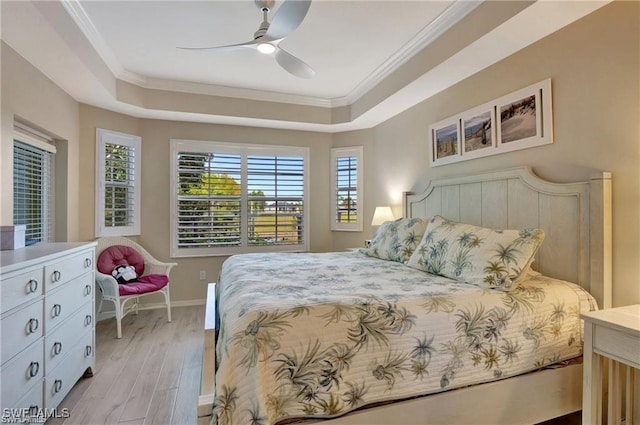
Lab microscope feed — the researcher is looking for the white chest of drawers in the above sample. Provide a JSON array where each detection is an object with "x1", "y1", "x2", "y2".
[{"x1": 0, "y1": 242, "x2": 97, "y2": 414}]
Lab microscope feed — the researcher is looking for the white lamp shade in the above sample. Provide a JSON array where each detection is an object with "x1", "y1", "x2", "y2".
[{"x1": 371, "y1": 206, "x2": 395, "y2": 226}]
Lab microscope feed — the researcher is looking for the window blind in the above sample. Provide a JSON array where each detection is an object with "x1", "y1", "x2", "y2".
[
  {"x1": 103, "y1": 143, "x2": 136, "y2": 228},
  {"x1": 335, "y1": 155, "x2": 358, "y2": 224},
  {"x1": 176, "y1": 152, "x2": 242, "y2": 248},
  {"x1": 171, "y1": 140, "x2": 309, "y2": 257},
  {"x1": 13, "y1": 141, "x2": 55, "y2": 244},
  {"x1": 247, "y1": 155, "x2": 305, "y2": 246},
  {"x1": 331, "y1": 146, "x2": 363, "y2": 232}
]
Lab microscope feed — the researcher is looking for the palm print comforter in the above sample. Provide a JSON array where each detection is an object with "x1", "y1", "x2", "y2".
[{"x1": 212, "y1": 251, "x2": 597, "y2": 425}]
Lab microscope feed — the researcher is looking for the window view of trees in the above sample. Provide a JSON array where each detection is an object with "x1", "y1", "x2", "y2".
[
  {"x1": 176, "y1": 151, "x2": 304, "y2": 250},
  {"x1": 331, "y1": 146, "x2": 362, "y2": 232},
  {"x1": 335, "y1": 155, "x2": 358, "y2": 223},
  {"x1": 104, "y1": 143, "x2": 135, "y2": 228},
  {"x1": 337, "y1": 195, "x2": 357, "y2": 223}
]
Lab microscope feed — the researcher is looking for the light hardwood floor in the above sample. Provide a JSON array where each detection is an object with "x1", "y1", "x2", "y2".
[{"x1": 50, "y1": 306, "x2": 209, "y2": 425}]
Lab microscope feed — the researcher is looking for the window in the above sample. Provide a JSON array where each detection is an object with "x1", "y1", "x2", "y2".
[
  {"x1": 95, "y1": 128, "x2": 141, "y2": 237},
  {"x1": 13, "y1": 134, "x2": 56, "y2": 244},
  {"x1": 331, "y1": 146, "x2": 363, "y2": 231},
  {"x1": 170, "y1": 140, "x2": 309, "y2": 257}
]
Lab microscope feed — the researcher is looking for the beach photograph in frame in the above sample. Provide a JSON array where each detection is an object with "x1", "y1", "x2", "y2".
[
  {"x1": 430, "y1": 117, "x2": 461, "y2": 166},
  {"x1": 496, "y1": 79, "x2": 553, "y2": 151},
  {"x1": 499, "y1": 95, "x2": 537, "y2": 143},
  {"x1": 462, "y1": 107, "x2": 495, "y2": 158}
]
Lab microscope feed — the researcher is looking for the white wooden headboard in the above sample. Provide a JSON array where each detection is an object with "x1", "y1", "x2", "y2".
[{"x1": 403, "y1": 167, "x2": 612, "y2": 309}]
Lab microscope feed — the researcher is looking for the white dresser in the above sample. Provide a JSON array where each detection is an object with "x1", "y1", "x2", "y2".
[{"x1": 0, "y1": 242, "x2": 97, "y2": 415}]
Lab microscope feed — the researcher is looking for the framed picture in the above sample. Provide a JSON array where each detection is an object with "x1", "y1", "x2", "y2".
[
  {"x1": 461, "y1": 105, "x2": 496, "y2": 160},
  {"x1": 496, "y1": 79, "x2": 553, "y2": 151},
  {"x1": 428, "y1": 79, "x2": 553, "y2": 167},
  {"x1": 430, "y1": 117, "x2": 461, "y2": 166}
]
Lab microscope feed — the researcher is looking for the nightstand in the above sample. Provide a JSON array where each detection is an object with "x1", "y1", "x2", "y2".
[{"x1": 582, "y1": 305, "x2": 640, "y2": 425}]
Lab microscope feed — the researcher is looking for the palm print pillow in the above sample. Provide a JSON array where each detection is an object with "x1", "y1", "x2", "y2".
[
  {"x1": 361, "y1": 217, "x2": 429, "y2": 263},
  {"x1": 406, "y1": 215, "x2": 545, "y2": 291}
]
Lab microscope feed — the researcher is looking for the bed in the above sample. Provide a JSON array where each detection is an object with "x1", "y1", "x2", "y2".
[{"x1": 198, "y1": 166, "x2": 612, "y2": 425}]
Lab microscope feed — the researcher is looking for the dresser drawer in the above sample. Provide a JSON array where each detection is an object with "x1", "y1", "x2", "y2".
[
  {"x1": 593, "y1": 324, "x2": 640, "y2": 368},
  {"x1": 45, "y1": 302, "x2": 93, "y2": 373},
  {"x1": 1, "y1": 339, "x2": 44, "y2": 408},
  {"x1": 0, "y1": 267, "x2": 43, "y2": 314},
  {"x1": 44, "y1": 274, "x2": 93, "y2": 332},
  {"x1": 1, "y1": 300, "x2": 43, "y2": 364},
  {"x1": 7, "y1": 380, "x2": 44, "y2": 414},
  {"x1": 44, "y1": 250, "x2": 94, "y2": 292},
  {"x1": 44, "y1": 331, "x2": 93, "y2": 408}
]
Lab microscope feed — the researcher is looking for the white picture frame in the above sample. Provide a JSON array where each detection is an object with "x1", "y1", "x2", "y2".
[
  {"x1": 429, "y1": 79, "x2": 553, "y2": 167},
  {"x1": 496, "y1": 79, "x2": 553, "y2": 152},
  {"x1": 430, "y1": 116, "x2": 461, "y2": 166}
]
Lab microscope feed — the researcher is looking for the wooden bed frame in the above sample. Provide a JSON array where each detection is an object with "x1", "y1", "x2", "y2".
[{"x1": 198, "y1": 166, "x2": 612, "y2": 424}]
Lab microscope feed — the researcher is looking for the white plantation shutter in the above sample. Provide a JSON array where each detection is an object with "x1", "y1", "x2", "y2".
[
  {"x1": 104, "y1": 143, "x2": 136, "y2": 228},
  {"x1": 176, "y1": 152, "x2": 242, "y2": 249},
  {"x1": 96, "y1": 129, "x2": 141, "y2": 237},
  {"x1": 331, "y1": 146, "x2": 363, "y2": 231},
  {"x1": 170, "y1": 140, "x2": 309, "y2": 257},
  {"x1": 247, "y1": 155, "x2": 305, "y2": 246},
  {"x1": 13, "y1": 141, "x2": 55, "y2": 244},
  {"x1": 336, "y1": 156, "x2": 358, "y2": 221}
]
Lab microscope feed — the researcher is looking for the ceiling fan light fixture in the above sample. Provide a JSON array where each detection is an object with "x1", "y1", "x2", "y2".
[{"x1": 257, "y1": 42, "x2": 276, "y2": 55}]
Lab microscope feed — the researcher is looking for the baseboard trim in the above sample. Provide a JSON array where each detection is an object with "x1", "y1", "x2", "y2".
[{"x1": 97, "y1": 298, "x2": 206, "y2": 322}]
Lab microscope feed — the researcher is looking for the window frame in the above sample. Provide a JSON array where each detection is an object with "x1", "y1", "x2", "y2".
[
  {"x1": 95, "y1": 128, "x2": 142, "y2": 237},
  {"x1": 13, "y1": 126, "x2": 57, "y2": 244},
  {"x1": 170, "y1": 139, "x2": 310, "y2": 257},
  {"x1": 331, "y1": 146, "x2": 363, "y2": 231}
]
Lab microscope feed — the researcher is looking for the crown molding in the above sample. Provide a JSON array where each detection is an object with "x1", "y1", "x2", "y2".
[
  {"x1": 60, "y1": 0, "x2": 124, "y2": 77},
  {"x1": 333, "y1": 0, "x2": 482, "y2": 107},
  {"x1": 133, "y1": 76, "x2": 336, "y2": 108}
]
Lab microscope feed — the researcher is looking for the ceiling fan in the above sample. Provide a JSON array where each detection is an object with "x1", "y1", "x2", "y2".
[{"x1": 178, "y1": 0, "x2": 314, "y2": 79}]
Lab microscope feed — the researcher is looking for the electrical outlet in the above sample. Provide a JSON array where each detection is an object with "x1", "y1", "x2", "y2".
[{"x1": 199, "y1": 270, "x2": 206, "y2": 280}]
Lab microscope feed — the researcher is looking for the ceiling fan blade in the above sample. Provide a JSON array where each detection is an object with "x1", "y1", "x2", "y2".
[
  {"x1": 265, "y1": 0, "x2": 311, "y2": 41},
  {"x1": 274, "y1": 47, "x2": 315, "y2": 79},
  {"x1": 177, "y1": 40, "x2": 257, "y2": 51}
]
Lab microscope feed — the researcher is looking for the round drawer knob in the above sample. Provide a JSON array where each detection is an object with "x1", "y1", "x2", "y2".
[
  {"x1": 52, "y1": 304, "x2": 62, "y2": 317},
  {"x1": 27, "y1": 318, "x2": 39, "y2": 334},
  {"x1": 54, "y1": 379, "x2": 62, "y2": 393},
  {"x1": 84, "y1": 258, "x2": 92, "y2": 268},
  {"x1": 84, "y1": 315, "x2": 93, "y2": 326},
  {"x1": 52, "y1": 270, "x2": 61, "y2": 282},
  {"x1": 84, "y1": 284, "x2": 92, "y2": 296},
  {"x1": 53, "y1": 341, "x2": 63, "y2": 356},
  {"x1": 26, "y1": 279, "x2": 38, "y2": 294},
  {"x1": 28, "y1": 361, "x2": 40, "y2": 378}
]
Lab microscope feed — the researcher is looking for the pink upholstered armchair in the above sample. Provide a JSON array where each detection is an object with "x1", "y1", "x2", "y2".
[{"x1": 95, "y1": 237, "x2": 177, "y2": 338}]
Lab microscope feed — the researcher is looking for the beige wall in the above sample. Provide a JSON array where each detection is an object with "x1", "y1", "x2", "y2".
[
  {"x1": 77, "y1": 106, "x2": 140, "y2": 242},
  {"x1": 78, "y1": 105, "x2": 333, "y2": 303},
  {"x1": 2, "y1": 2, "x2": 638, "y2": 308},
  {"x1": 332, "y1": 1, "x2": 640, "y2": 306},
  {"x1": 1, "y1": 43, "x2": 80, "y2": 241}
]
